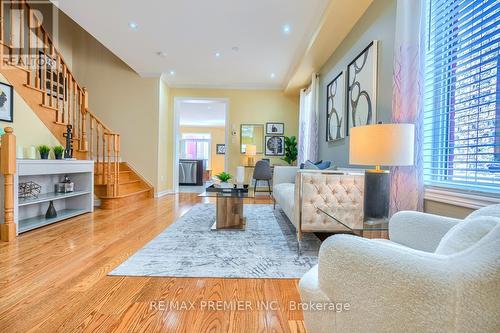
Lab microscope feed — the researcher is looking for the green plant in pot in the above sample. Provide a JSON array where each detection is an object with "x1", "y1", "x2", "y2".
[
  {"x1": 37, "y1": 145, "x2": 51, "y2": 160},
  {"x1": 52, "y1": 146, "x2": 65, "y2": 160},
  {"x1": 215, "y1": 172, "x2": 233, "y2": 188},
  {"x1": 281, "y1": 136, "x2": 298, "y2": 165}
]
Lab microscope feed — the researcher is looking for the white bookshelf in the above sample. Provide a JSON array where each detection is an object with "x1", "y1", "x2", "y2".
[{"x1": 9, "y1": 160, "x2": 94, "y2": 234}]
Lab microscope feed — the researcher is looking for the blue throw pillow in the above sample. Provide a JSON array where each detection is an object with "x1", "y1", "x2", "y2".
[{"x1": 316, "y1": 161, "x2": 331, "y2": 170}]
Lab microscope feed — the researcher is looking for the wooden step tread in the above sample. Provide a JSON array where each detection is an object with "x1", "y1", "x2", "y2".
[
  {"x1": 119, "y1": 179, "x2": 140, "y2": 185},
  {"x1": 94, "y1": 170, "x2": 131, "y2": 175},
  {"x1": 24, "y1": 84, "x2": 44, "y2": 93},
  {"x1": 40, "y1": 103, "x2": 59, "y2": 111},
  {"x1": 98, "y1": 188, "x2": 151, "y2": 200}
]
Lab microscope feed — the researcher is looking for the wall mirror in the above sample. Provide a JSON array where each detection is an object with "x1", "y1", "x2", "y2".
[{"x1": 240, "y1": 124, "x2": 264, "y2": 154}]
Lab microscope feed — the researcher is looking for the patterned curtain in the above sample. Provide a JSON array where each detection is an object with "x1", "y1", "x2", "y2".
[
  {"x1": 390, "y1": 0, "x2": 425, "y2": 214},
  {"x1": 298, "y1": 74, "x2": 320, "y2": 164}
]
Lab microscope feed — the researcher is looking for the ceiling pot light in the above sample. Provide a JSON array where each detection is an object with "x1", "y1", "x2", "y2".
[
  {"x1": 232, "y1": 46, "x2": 239, "y2": 52},
  {"x1": 215, "y1": 52, "x2": 221, "y2": 58},
  {"x1": 129, "y1": 21, "x2": 138, "y2": 30},
  {"x1": 270, "y1": 73, "x2": 276, "y2": 79},
  {"x1": 169, "y1": 70, "x2": 176, "y2": 76},
  {"x1": 282, "y1": 24, "x2": 291, "y2": 34},
  {"x1": 157, "y1": 51, "x2": 167, "y2": 57}
]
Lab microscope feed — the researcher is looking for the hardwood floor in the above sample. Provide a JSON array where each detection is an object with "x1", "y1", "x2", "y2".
[{"x1": 0, "y1": 194, "x2": 306, "y2": 333}]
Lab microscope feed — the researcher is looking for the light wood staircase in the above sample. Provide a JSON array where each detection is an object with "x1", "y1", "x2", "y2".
[{"x1": 0, "y1": 0, "x2": 153, "y2": 208}]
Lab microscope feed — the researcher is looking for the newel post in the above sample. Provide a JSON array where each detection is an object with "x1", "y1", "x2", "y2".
[
  {"x1": 81, "y1": 87, "x2": 89, "y2": 153},
  {"x1": 1, "y1": 127, "x2": 16, "y2": 241}
]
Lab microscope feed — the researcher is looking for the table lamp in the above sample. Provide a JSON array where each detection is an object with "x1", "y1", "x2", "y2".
[
  {"x1": 349, "y1": 123, "x2": 415, "y2": 219},
  {"x1": 246, "y1": 144, "x2": 257, "y2": 166}
]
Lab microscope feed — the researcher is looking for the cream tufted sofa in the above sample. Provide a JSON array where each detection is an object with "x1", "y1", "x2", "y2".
[{"x1": 272, "y1": 166, "x2": 365, "y2": 239}]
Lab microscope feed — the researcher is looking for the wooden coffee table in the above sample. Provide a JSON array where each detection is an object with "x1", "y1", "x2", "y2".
[{"x1": 199, "y1": 186, "x2": 254, "y2": 230}]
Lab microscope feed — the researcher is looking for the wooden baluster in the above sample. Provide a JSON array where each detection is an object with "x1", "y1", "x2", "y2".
[
  {"x1": 27, "y1": 7, "x2": 32, "y2": 85},
  {"x1": 67, "y1": 74, "x2": 72, "y2": 126},
  {"x1": 96, "y1": 124, "x2": 100, "y2": 183},
  {"x1": 107, "y1": 133, "x2": 112, "y2": 195},
  {"x1": 0, "y1": 0, "x2": 4, "y2": 44},
  {"x1": 9, "y1": 1, "x2": 13, "y2": 48},
  {"x1": 18, "y1": 0, "x2": 23, "y2": 67},
  {"x1": 89, "y1": 116, "x2": 94, "y2": 160},
  {"x1": 49, "y1": 44, "x2": 54, "y2": 107},
  {"x1": 81, "y1": 88, "x2": 88, "y2": 152},
  {"x1": 61, "y1": 63, "x2": 69, "y2": 123},
  {"x1": 102, "y1": 131, "x2": 106, "y2": 189},
  {"x1": 72, "y1": 81, "x2": 77, "y2": 139},
  {"x1": 115, "y1": 134, "x2": 120, "y2": 196},
  {"x1": 34, "y1": 13, "x2": 40, "y2": 88},
  {"x1": 55, "y1": 53, "x2": 60, "y2": 115},
  {"x1": 43, "y1": 32, "x2": 48, "y2": 103},
  {"x1": 1, "y1": 127, "x2": 16, "y2": 241}
]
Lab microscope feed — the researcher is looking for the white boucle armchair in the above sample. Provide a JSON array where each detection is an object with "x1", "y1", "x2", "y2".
[{"x1": 299, "y1": 204, "x2": 500, "y2": 333}]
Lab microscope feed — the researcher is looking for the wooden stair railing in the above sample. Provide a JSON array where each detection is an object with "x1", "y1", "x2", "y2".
[
  {"x1": 0, "y1": 0, "x2": 120, "y2": 197},
  {"x1": 0, "y1": 127, "x2": 16, "y2": 241}
]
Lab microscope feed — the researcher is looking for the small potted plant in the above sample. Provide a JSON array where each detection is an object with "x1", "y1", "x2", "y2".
[
  {"x1": 215, "y1": 172, "x2": 233, "y2": 188},
  {"x1": 52, "y1": 146, "x2": 65, "y2": 160},
  {"x1": 37, "y1": 145, "x2": 51, "y2": 160}
]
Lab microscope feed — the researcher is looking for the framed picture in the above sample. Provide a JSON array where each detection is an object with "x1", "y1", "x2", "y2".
[
  {"x1": 0, "y1": 82, "x2": 13, "y2": 122},
  {"x1": 38, "y1": 51, "x2": 67, "y2": 101},
  {"x1": 265, "y1": 135, "x2": 285, "y2": 156},
  {"x1": 347, "y1": 40, "x2": 378, "y2": 134},
  {"x1": 216, "y1": 144, "x2": 226, "y2": 155},
  {"x1": 266, "y1": 122, "x2": 284, "y2": 135},
  {"x1": 326, "y1": 71, "x2": 345, "y2": 141}
]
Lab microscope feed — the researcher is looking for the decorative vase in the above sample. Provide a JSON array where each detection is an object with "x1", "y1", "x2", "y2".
[
  {"x1": 54, "y1": 152, "x2": 63, "y2": 160},
  {"x1": 40, "y1": 152, "x2": 49, "y2": 159},
  {"x1": 45, "y1": 201, "x2": 57, "y2": 219}
]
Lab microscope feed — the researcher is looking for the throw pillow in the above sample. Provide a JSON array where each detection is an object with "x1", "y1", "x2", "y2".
[
  {"x1": 315, "y1": 161, "x2": 331, "y2": 170},
  {"x1": 303, "y1": 160, "x2": 319, "y2": 170},
  {"x1": 435, "y1": 216, "x2": 499, "y2": 255}
]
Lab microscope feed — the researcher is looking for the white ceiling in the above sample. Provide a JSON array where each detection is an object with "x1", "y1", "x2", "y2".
[
  {"x1": 52, "y1": 0, "x2": 329, "y2": 89},
  {"x1": 178, "y1": 100, "x2": 226, "y2": 127}
]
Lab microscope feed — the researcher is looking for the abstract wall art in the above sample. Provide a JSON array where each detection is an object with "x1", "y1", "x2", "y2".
[
  {"x1": 326, "y1": 71, "x2": 345, "y2": 141},
  {"x1": 347, "y1": 40, "x2": 378, "y2": 133}
]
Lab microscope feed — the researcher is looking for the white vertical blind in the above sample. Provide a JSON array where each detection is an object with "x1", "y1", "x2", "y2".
[{"x1": 423, "y1": 0, "x2": 500, "y2": 194}]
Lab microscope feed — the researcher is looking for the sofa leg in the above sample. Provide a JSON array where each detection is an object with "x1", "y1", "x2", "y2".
[{"x1": 267, "y1": 180, "x2": 272, "y2": 196}]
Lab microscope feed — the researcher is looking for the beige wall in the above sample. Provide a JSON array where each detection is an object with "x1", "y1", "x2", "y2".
[
  {"x1": 166, "y1": 88, "x2": 299, "y2": 190},
  {"x1": 0, "y1": 74, "x2": 60, "y2": 156},
  {"x1": 44, "y1": 9, "x2": 165, "y2": 192},
  {"x1": 180, "y1": 126, "x2": 226, "y2": 176}
]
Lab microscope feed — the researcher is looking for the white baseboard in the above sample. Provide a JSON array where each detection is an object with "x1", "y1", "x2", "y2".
[{"x1": 155, "y1": 189, "x2": 176, "y2": 198}]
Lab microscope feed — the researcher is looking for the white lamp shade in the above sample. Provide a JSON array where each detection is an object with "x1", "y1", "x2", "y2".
[
  {"x1": 349, "y1": 123, "x2": 415, "y2": 166},
  {"x1": 245, "y1": 144, "x2": 257, "y2": 156}
]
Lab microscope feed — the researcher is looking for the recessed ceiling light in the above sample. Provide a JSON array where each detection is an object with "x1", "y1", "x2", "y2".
[
  {"x1": 169, "y1": 70, "x2": 176, "y2": 76},
  {"x1": 232, "y1": 46, "x2": 240, "y2": 52},
  {"x1": 157, "y1": 51, "x2": 167, "y2": 57},
  {"x1": 129, "y1": 21, "x2": 138, "y2": 30},
  {"x1": 208, "y1": 106, "x2": 212, "y2": 110},
  {"x1": 270, "y1": 73, "x2": 276, "y2": 79},
  {"x1": 282, "y1": 24, "x2": 291, "y2": 34},
  {"x1": 215, "y1": 52, "x2": 221, "y2": 58}
]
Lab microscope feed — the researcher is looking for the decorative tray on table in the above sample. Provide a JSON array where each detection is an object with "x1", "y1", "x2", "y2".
[{"x1": 205, "y1": 184, "x2": 249, "y2": 194}]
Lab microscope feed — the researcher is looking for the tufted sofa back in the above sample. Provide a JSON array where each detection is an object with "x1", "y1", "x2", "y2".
[{"x1": 297, "y1": 171, "x2": 365, "y2": 232}]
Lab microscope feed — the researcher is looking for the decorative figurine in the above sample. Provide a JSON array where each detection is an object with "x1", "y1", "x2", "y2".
[
  {"x1": 63, "y1": 124, "x2": 73, "y2": 159},
  {"x1": 18, "y1": 181, "x2": 42, "y2": 200},
  {"x1": 55, "y1": 175, "x2": 75, "y2": 193}
]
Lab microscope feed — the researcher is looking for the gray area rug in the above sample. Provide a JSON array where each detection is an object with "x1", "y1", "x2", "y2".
[{"x1": 109, "y1": 204, "x2": 321, "y2": 278}]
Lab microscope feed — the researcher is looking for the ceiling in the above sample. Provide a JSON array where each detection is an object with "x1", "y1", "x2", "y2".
[
  {"x1": 178, "y1": 100, "x2": 226, "y2": 127},
  {"x1": 52, "y1": 0, "x2": 330, "y2": 89}
]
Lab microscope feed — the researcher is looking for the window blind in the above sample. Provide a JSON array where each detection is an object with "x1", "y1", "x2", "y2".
[{"x1": 423, "y1": 0, "x2": 500, "y2": 194}]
